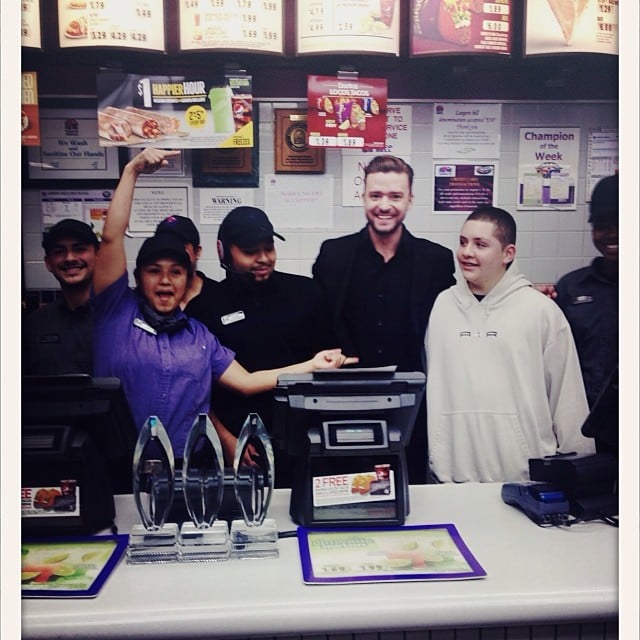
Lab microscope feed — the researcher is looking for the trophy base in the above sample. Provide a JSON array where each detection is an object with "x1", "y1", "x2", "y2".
[
  {"x1": 178, "y1": 521, "x2": 230, "y2": 562},
  {"x1": 230, "y1": 518, "x2": 279, "y2": 559},
  {"x1": 126, "y1": 523, "x2": 180, "y2": 564}
]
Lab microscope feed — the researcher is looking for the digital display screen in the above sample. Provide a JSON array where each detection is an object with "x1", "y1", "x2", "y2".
[{"x1": 324, "y1": 420, "x2": 387, "y2": 449}]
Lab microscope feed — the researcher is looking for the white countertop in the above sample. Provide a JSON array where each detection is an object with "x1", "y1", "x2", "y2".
[{"x1": 21, "y1": 483, "x2": 618, "y2": 639}]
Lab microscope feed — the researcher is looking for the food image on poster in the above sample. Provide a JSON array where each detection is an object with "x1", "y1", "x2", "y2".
[
  {"x1": 524, "y1": 0, "x2": 617, "y2": 55},
  {"x1": 546, "y1": 0, "x2": 589, "y2": 45},
  {"x1": 411, "y1": 0, "x2": 512, "y2": 55}
]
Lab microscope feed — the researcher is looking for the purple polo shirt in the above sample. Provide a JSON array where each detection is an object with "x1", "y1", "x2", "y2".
[{"x1": 93, "y1": 273, "x2": 235, "y2": 456}]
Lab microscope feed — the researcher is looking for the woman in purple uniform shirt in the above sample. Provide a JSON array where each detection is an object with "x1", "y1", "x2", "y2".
[{"x1": 92, "y1": 148, "x2": 356, "y2": 455}]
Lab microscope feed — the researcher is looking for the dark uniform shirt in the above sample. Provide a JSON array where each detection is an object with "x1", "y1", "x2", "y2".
[
  {"x1": 179, "y1": 270, "x2": 219, "y2": 320},
  {"x1": 185, "y1": 270, "x2": 335, "y2": 487},
  {"x1": 23, "y1": 299, "x2": 93, "y2": 375},
  {"x1": 343, "y1": 231, "x2": 417, "y2": 370},
  {"x1": 556, "y1": 257, "x2": 618, "y2": 454}
]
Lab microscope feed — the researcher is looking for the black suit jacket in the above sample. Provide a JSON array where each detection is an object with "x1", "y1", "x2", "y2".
[{"x1": 312, "y1": 226, "x2": 456, "y2": 372}]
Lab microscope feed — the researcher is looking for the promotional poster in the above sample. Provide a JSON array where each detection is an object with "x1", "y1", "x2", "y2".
[
  {"x1": 307, "y1": 75, "x2": 388, "y2": 150},
  {"x1": 97, "y1": 72, "x2": 253, "y2": 149}
]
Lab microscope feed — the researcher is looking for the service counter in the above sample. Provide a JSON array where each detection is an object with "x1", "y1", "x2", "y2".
[{"x1": 21, "y1": 483, "x2": 618, "y2": 639}]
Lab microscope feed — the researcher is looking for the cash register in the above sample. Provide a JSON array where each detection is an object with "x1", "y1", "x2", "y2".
[
  {"x1": 21, "y1": 375, "x2": 138, "y2": 535},
  {"x1": 273, "y1": 368, "x2": 425, "y2": 527}
]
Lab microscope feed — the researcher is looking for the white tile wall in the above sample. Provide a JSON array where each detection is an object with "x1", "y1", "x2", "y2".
[{"x1": 22, "y1": 101, "x2": 618, "y2": 291}]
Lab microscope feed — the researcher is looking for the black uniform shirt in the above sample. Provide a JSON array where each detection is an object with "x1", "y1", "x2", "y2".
[
  {"x1": 342, "y1": 231, "x2": 416, "y2": 371},
  {"x1": 186, "y1": 270, "x2": 335, "y2": 436},
  {"x1": 555, "y1": 257, "x2": 618, "y2": 407},
  {"x1": 23, "y1": 299, "x2": 93, "y2": 375}
]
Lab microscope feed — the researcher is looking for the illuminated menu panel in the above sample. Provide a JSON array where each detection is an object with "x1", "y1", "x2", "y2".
[
  {"x1": 179, "y1": 0, "x2": 284, "y2": 53},
  {"x1": 410, "y1": 0, "x2": 512, "y2": 56},
  {"x1": 296, "y1": 0, "x2": 400, "y2": 56},
  {"x1": 524, "y1": 0, "x2": 617, "y2": 56},
  {"x1": 57, "y1": 0, "x2": 166, "y2": 51},
  {"x1": 22, "y1": 0, "x2": 42, "y2": 49}
]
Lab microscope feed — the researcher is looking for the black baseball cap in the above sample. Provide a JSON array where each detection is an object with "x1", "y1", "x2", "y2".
[
  {"x1": 589, "y1": 174, "x2": 618, "y2": 227},
  {"x1": 42, "y1": 219, "x2": 100, "y2": 252},
  {"x1": 135, "y1": 233, "x2": 192, "y2": 272},
  {"x1": 155, "y1": 215, "x2": 200, "y2": 247},
  {"x1": 218, "y1": 206, "x2": 285, "y2": 249}
]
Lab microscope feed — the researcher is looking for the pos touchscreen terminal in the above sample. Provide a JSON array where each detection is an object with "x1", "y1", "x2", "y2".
[{"x1": 273, "y1": 368, "x2": 425, "y2": 527}]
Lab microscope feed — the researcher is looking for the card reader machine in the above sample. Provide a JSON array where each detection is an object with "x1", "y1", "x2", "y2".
[{"x1": 273, "y1": 369, "x2": 426, "y2": 527}]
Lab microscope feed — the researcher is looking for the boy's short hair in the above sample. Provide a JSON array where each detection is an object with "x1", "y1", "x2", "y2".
[
  {"x1": 466, "y1": 206, "x2": 517, "y2": 247},
  {"x1": 364, "y1": 155, "x2": 414, "y2": 191}
]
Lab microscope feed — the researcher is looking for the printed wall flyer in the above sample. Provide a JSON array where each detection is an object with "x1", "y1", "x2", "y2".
[
  {"x1": 307, "y1": 75, "x2": 388, "y2": 150},
  {"x1": 517, "y1": 127, "x2": 580, "y2": 210},
  {"x1": 432, "y1": 103, "x2": 502, "y2": 159},
  {"x1": 97, "y1": 72, "x2": 253, "y2": 149},
  {"x1": 433, "y1": 162, "x2": 497, "y2": 214}
]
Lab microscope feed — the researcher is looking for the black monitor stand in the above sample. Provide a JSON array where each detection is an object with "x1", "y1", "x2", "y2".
[{"x1": 274, "y1": 369, "x2": 425, "y2": 528}]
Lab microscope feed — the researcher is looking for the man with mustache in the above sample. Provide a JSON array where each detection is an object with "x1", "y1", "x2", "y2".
[
  {"x1": 186, "y1": 206, "x2": 337, "y2": 486},
  {"x1": 23, "y1": 219, "x2": 99, "y2": 374}
]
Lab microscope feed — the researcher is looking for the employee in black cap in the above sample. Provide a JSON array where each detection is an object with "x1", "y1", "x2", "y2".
[
  {"x1": 23, "y1": 218, "x2": 100, "y2": 374},
  {"x1": 154, "y1": 214, "x2": 218, "y2": 311},
  {"x1": 187, "y1": 206, "x2": 337, "y2": 486},
  {"x1": 555, "y1": 174, "x2": 619, "y2": 455}
]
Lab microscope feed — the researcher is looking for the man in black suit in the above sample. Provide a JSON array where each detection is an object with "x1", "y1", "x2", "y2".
[{"x1": 313, "y1": 155, "x2": 455, "y2": 484}]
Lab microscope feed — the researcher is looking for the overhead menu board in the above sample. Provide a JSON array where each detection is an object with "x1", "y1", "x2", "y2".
[
  {"x1": 57, "y1": 0, "x2": 166, "y2": 52},
  {"x1": 22, "y1": 0, "x2": 42, "y2": 49},
  {"x1": 410, "y1": 0, "x2": 512, "y2": 56},
  {"x1": 178, "y1": 0, "x2": 284, "y2": 53},
  {"x1": 296, "y1": 0, "x2": 400, "y2": 56},
  {"x1": 524, "y1": 0, "x2": 618, "y2": 56}
]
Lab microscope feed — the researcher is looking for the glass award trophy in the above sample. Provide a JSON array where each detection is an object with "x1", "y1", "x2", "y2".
[
  {"x1": 230, "y1": 413, "x2": 278, "y2": 558},
  {"x1": 178, "y1": 414, "x2": 230, "y2": 561},
  {"x1": 127, "y1": 416, "x2": 179, "y2": 564}
]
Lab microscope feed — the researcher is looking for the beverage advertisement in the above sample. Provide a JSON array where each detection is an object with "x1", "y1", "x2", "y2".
[
  {"x1": 178, "y1": 0, "x2": 283, "y2": 53},
  {"x1": 410, "y1": 0, "x2": 512, "y2": 56},
  {"x1": 307, "y1": 75, "x2": 388, "y2": 150},
  {"x1": 296, "y1": 0, "x2": 400, "y2": 55},
  {"x1": 57, "y1": 0, "x2": 165, "y2": 52},
  {"x1": 524, "y1": 0, "x2": 618, "y2": 56},
  {"x1": 517, "y1": 127, "x2": 580, "y2": 210},
  {"x1": 97, "y1": 72, "x2": 253, "y2": 149}
]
